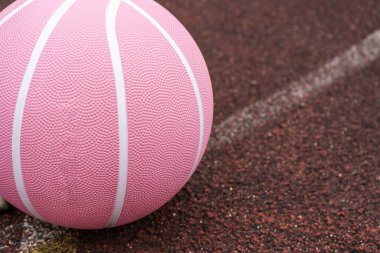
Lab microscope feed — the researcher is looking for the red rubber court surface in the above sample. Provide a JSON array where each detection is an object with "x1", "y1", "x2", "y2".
[{"x1": 1, "y1": 0, "x2": 379, "y2": 252}]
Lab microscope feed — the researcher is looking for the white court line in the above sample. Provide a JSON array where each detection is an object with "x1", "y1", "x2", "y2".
[
  {"x1": 213, "y1": 30, "x2": 380, "y2": 146},
  {"x1": 18, "y1": 216, "x2": 67, "y2": 252}
]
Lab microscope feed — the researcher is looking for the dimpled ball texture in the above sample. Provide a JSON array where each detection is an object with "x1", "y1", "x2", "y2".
[{"x1": 0, "y1": 0, "x2": 213, "y2": 229}]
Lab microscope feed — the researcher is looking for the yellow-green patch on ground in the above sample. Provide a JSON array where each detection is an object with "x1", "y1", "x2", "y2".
[{"x1": 30, "y1": 231, "x2": 77, "y2": 253}]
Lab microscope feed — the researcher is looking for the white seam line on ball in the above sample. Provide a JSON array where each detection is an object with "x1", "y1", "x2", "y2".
[
  {"x1": 213, "y1": 30, "x2": 380, "y2": 146},
  {"x1": 105, "y1": 0, "x2": 128, "y2": 228},
  {"x1": 12, "y1": 0, "x2": 77, "y2": 221},
  {"x1": 122, "y1": 0, "x2": 205, "y2": 179},
  {"x1": 0, "y1": 0, "x2": 35, "y2": 26}
]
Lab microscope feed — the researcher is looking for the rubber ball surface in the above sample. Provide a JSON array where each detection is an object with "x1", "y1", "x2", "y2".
[{"x1": 0, "y1": 0, "x2": 213, "y2": 229}]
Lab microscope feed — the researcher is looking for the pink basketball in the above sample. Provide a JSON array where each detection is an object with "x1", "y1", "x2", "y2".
[{"x1": 0, "y1": 0, "x2": 213, "y2": 229}]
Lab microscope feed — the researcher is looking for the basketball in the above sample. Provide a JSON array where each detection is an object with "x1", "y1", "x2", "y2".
[{"x1": 0, "y1": 0, "x2": 213, "y2": 229}]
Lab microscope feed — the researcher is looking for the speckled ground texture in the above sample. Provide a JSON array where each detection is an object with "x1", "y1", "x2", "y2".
[{"x1": 1, "y1": 0, "x2": 380, "y2": 252}]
